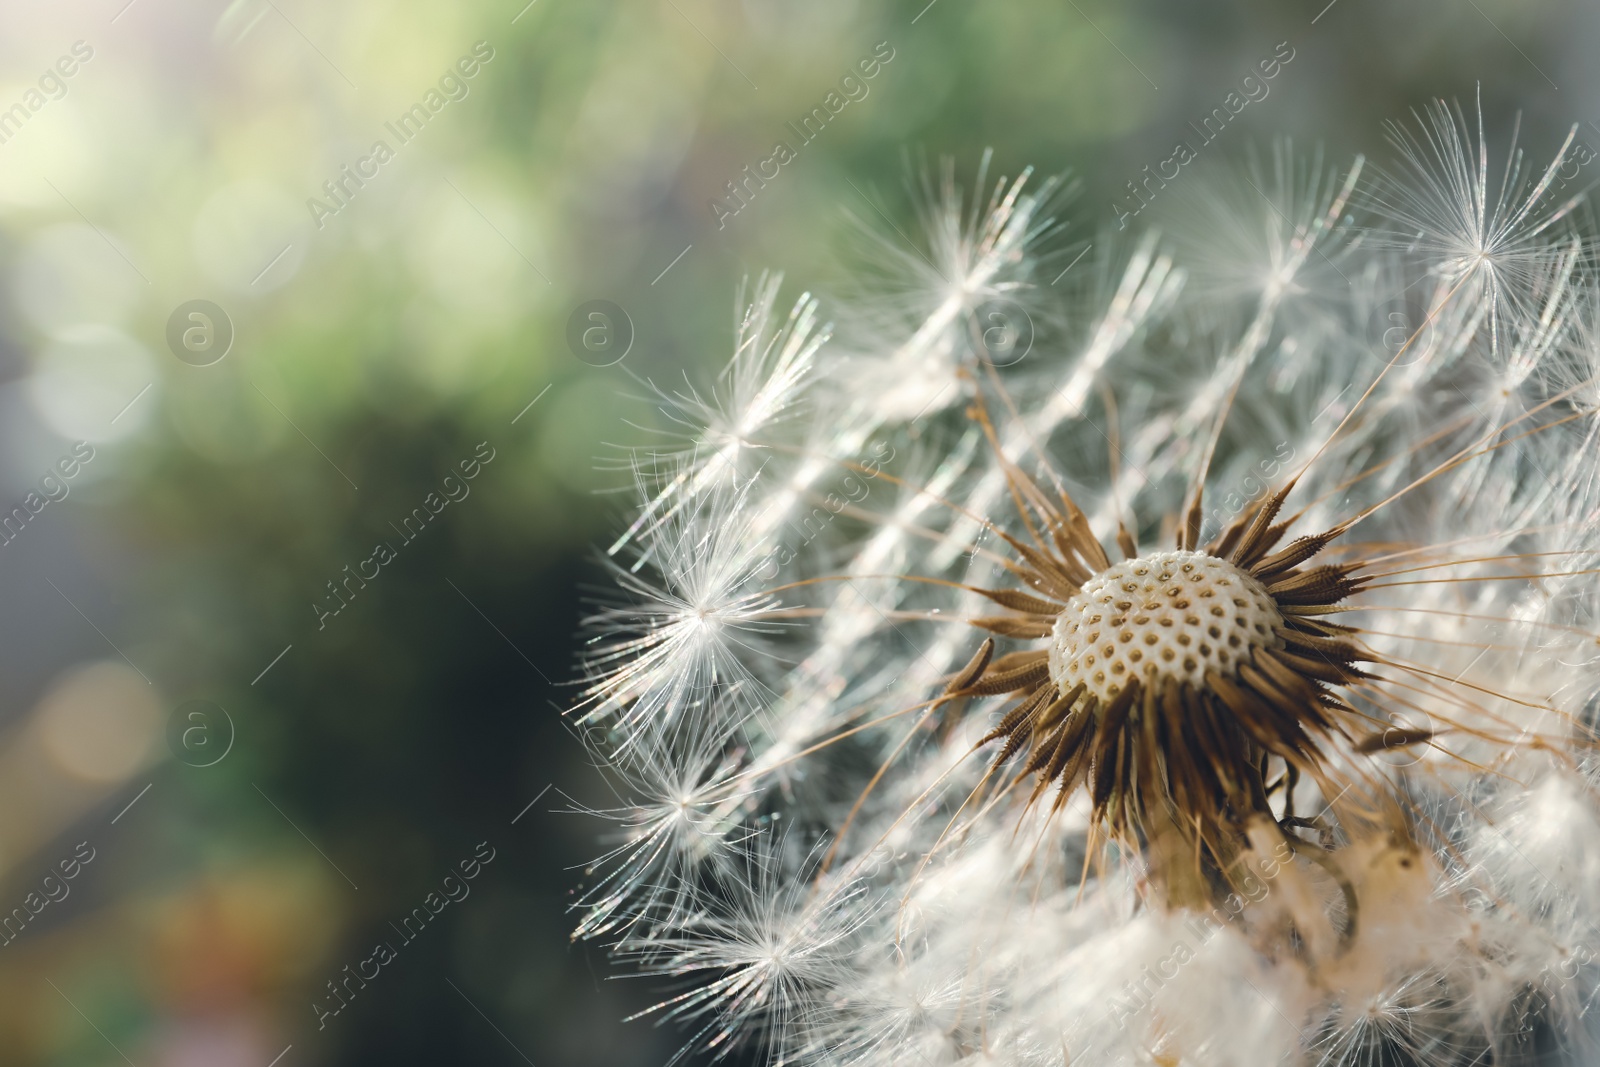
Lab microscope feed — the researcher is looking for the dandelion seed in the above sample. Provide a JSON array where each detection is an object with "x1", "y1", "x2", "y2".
[{"x1": 1367, "y1": 88, "x2": 1584, "y2": 355}]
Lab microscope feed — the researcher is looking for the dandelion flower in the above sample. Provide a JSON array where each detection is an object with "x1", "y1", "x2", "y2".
[{"x1": 574, "y1": 102, "x2": 1600, "y2": 1066}]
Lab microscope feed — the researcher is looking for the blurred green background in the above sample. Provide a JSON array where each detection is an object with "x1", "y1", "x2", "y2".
[{"x1": 0, "y1": 0, "x2": 1588, "y2": 1063}]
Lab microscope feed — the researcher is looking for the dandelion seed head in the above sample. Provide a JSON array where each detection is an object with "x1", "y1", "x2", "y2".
[
  {"x1": 1048, "y1": 550, "x2": 1284, "y2": 701},
  {"x1": 572, "y1": 121, "x2": 1600, "y2": 1066}
]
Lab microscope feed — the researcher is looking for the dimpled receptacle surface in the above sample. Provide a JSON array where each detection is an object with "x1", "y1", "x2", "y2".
[{"x1": 1048, "y1": 550, "x2": 1283, "y2": 702}]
